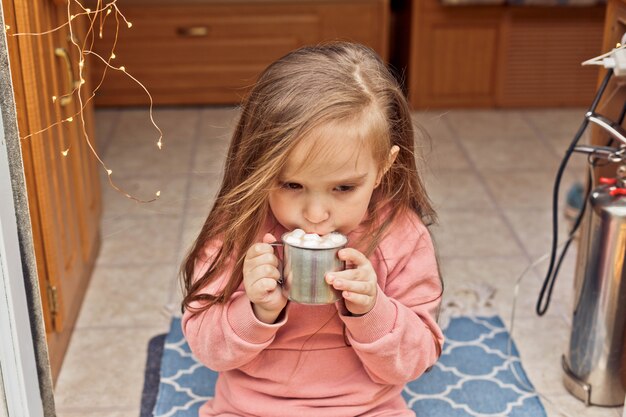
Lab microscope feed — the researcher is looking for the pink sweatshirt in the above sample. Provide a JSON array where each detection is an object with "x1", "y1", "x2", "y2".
[{"x1": 182, "y1": 210, "x2": 444, "y2": 417}]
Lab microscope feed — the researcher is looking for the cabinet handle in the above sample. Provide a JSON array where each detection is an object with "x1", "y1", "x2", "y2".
[
  {"x1": 177, "y1": 26, "x2": 209, "y2": 37},
  {"x1": 54, "y1": 47, "x2": 79, "y2": 107}
]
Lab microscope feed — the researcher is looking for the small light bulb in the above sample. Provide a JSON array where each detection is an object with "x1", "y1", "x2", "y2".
[
  {"x1": 79, "y1": 60, "x2": 84, "y2": 68},
  {"x1": 157, "y1": 140, "x2": 162, "y2": 150},
  {"x1": 80, "y1": 79, "x2": 86, "y2": 85},
  {"x1": 156, "y1": 191, "x2": 161, "y2": 197},
  {"x1": 52, "y1": 95, "x2": 57, "y2": 102},
  {"x1": 119, "y1": 66, "x2": 126, "y2": 71},
  {"x1": 110, "y1": 53, "x2": 116, "y2": 59},
  {"x1": 127, "y1": 22, "x2": 133, "y2": 28},
  {"x1": 70, "y1": 14, "x2": 76, "y2": 20},
  {"x1": 61, "y1": 149, "x2": 69, "y2": 156},
  {"x1": 107, "y1": 169, "x2": 113, "y2": 175},
  {"x1": 4, "y1": 25, "x2": 10, "y2": 32},
  {"x1": 66, "y1": 117, "x2": 73, "y2": 122},
  {"x1": 86, "y1": 8, "x2": 91, "y2": 13},
  {"x1": 107, "y1": 8, "x2": 112, "y2": 15}
]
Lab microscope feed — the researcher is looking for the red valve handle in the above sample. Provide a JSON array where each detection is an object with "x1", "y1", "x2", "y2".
[
  {"x1": 609, "y1": 188, "x2": 626, "y2": 196},
  {"x1": 600, "y1": 177, "x2": 617, "y2": 185}
]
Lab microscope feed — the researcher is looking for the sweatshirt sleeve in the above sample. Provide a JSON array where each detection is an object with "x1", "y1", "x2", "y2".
[
  {"x1": 181, "y1": 246, "x2": 287, "y2": 372},
  {"x1": 339, "y1": 215, "x2": 444, "y2": 385}
]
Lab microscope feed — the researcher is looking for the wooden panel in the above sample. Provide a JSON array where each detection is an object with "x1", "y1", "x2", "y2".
[
  {"x1": 96, "y1": 9, "x2": 321, "y2": 41},
  {"x1": 406, "y1": 0, "x2": 605, "y2": 108},
  {"x1": 3, "y1": 0, "x2": 102, "y2": 382},
  {"x1": 408, "y1": 0, "x2": 501, "y2": 107},
  {"x1": 89, "y1": 0, "x2": 389, "y2": 106},
  {"x1": 499, "y1": 10, "x2": 604, "y2": 107},
  {"x1": 430, "y1": 26, "x2": 498, "y2": 97}
]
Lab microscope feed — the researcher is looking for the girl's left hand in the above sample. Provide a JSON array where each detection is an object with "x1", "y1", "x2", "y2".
[{"x1": 325, "y1": 248, "x2": 377, "y2": 316}]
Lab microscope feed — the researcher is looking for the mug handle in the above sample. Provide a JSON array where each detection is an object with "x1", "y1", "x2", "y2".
[{"x1": 269, "y1": 242, "x2": 284, "y2": 285}]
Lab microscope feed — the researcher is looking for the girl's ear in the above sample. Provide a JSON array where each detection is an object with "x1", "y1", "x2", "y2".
[{"x1": 375, "y1": 145, "x2": 400, "y2": 187}]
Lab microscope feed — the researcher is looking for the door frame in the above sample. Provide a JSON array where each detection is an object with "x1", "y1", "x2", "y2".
[
  {"x1": 0, "y1": 1, "x2": 50, "y2": 415},
  {"x1": 0, "y1": 104, "x2": 45, "y2": 417}
]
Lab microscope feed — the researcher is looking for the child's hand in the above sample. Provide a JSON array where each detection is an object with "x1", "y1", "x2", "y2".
[
  {"x1": 243, "y1": 233, "x2": 288, "y2": 324},
  {"x1": 326, "y1": 248, "x2": 378, "y2": 316}
]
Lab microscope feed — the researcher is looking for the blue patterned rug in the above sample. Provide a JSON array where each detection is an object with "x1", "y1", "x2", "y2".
[{"x1": 147, "y1": 315, "x2": 546, "y2": 417}]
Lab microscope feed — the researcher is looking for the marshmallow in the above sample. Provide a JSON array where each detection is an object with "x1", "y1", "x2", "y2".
[
  {"x1": 282, "y1": 230, "x2": 347, "y2": 249},
  {"x1": 283, "y1": 235, "x2": 301, "y2": 246},
  {"x1": 303, "y1": 233, "x2": 322, "y2": 242}
]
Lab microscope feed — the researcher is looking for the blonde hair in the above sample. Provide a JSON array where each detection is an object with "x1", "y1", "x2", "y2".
[{"x1": 181, "y1": 42, "x2": 436, "y2": 314}]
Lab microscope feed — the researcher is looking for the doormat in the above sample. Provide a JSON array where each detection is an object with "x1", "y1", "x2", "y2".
[{"x1": 142, "y1": 315, "x2": 546, "y2": 417}]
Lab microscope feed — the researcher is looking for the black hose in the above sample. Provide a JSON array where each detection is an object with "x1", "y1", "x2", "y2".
[{"x1": 536, "y1": 69, "x2": 614, "y2": 316}]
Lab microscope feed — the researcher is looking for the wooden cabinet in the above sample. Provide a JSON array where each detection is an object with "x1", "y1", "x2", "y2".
[
  {"x1": 87, "y1": 0, "x2": 390, "y2": 106},
  {"x1": 3, "y1": 0, "x2": 102, "y2": 382},
  {"x1": 400, "y1": 0, "x2": 605, "y2": 108}
]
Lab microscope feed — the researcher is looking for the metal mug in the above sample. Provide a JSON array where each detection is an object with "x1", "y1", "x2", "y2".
[{"x1": 273, "y1": 232, "x2": 346, "y2": 304}]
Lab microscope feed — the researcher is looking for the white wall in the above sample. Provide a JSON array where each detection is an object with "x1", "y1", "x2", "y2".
[
  {"x1": 0, "y1": 101, "x2": 44, "y2": 416},
  {"x1": 0, "y1": 363, "x2": 8, "y2": 417}
]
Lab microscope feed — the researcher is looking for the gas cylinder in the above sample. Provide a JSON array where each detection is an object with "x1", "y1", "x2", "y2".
[{"x1": 563, "y1": 169, "x2": 626, "y2": 406}]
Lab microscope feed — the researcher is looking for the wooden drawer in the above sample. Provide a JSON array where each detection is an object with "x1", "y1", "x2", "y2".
[{"x1": 90, "y1": 1, "x2": 389, "y2": 106}]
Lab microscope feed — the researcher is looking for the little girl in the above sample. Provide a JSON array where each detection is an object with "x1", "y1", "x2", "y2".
[{"x1": 181, "y1": 42, "x2": 444, "y2": 417}]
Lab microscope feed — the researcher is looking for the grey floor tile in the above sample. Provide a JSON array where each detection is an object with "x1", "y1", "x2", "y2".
[
  {"x1": 193, "y1": 107, "x2": 237, "y2": 175},
  {"x1": 431, "y1": 209, "x2": 526, "y2": 258},
  {"x1": 94, "y1": 108, "x2": 120, "y2": 156},
  {"x1": 421, "y1": 133, "x2": 472, "y2": 175},
  {"x1": 179, "y1": 212, "x2": 208, "y2": 261},
  {"x1": 445, "y1": 109, "x2": 537, "y2": 140},
  {"x1": 426, "y1": 169, "x2": 495, "y2": 211},
  {"x1": 542, "y1": 393, "x2": 623, "y2": 417},
  {"x1": 109, "y1": 107, "x2": 200, "y2": 146},
  {"x1": 192, "y1": 135, "x2": 230, "y2": 175},
  {"x1": 105, "y1": 137, "x2": 194, "y2": 178},
  {"x1": 523, "y1": 108, "x2": 587, "y2": 143},
  {"x1": 55, "y1": 408, "x2": 137, "y2": 417},
  {"x1": 502, "y1": 208, "x2": 573, "y2": 259},
  {"x1": 54, "y1": 327, "x2": 166, "y2": 409},
  {"x1": 459, "y1": 133, "x2": 561, "y2": 172},
  {"x1": 101, "y1": 175, "x2": 189, "y2": 218},
  {"x1": 482, "y1": 170, "x2": 583, "y2": 210},
  {"x1": 98, "y1": 213, "x2": 183, "y2": 266},
  {"x1": 199, "y1": 106, "x2": 240, "y2": 134},
  {"x1": 186, "y1": 173, "x2": 222, "y2": 215},
  {"x1": 75, "y1": 263, "x2": 177, "y2": 329},
  {"x1": 412, "y1": 111, "x2": 456, "y2": 143}
]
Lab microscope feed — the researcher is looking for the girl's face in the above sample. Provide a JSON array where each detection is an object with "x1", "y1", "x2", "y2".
[{"x1": 268, "y1": 122, "x2": 396, "y2": 236}]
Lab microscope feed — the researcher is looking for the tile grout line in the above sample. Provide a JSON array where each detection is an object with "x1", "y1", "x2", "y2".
[{"x1": 439, "y1": 111, "x2": 534, "y2": 264}]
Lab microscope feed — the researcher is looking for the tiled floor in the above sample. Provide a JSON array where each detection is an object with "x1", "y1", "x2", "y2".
[{"x1": 53, "y1": 106, "x2": 625, "y2": 417}]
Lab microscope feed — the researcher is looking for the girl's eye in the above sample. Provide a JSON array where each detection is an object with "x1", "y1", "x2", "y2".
[
  {"x1": 282, "y1": 182, "x2": 302, "y2": 190},
  {"x1": 334, "y1": 185, "x2": 355, "y2": 192}
]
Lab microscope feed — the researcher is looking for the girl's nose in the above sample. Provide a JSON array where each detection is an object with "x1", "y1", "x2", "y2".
[{"x1": 303, "y1": 200, "x2": 330, "y2": 224}]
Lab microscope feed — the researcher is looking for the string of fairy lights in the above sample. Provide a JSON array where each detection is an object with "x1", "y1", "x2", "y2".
[{"x1": 5, "y1": 0, "x2": 162, "y2": 203}]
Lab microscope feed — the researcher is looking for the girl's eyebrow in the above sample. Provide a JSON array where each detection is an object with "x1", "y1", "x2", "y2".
[
  {"x1": 332, "y1": 174, "x2": 368, "y2": 184},
  {"x1": 278, "y1": 173, "x2": 368, "y2": 184}
]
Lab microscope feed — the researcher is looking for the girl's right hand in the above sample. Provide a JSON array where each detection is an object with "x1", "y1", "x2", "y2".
[{"x1": 243, "y1": 233, "x2": 288, "y2": 324}]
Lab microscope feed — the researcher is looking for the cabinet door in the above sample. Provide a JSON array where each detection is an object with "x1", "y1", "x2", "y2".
[{"x1": 3, "y1": 0, "x2": 102, "y2": 382}]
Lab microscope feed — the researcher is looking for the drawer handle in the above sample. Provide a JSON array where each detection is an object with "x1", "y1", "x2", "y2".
[
  {"x1": 54, "y1": 47, "x2": 79, "y2": 106},
  {"x1": 177, "y1": 26, "x2": 209, "y2": 37}
]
